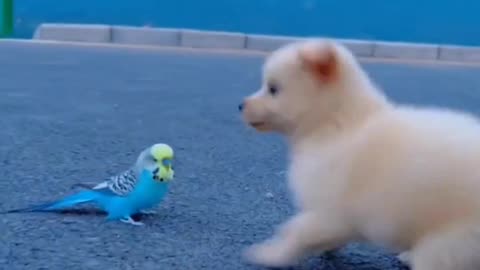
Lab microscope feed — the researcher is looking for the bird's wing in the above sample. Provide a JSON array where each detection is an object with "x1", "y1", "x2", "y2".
[
  {"x1": 99, "y1": 169, "x2": 139, "y2": 196},
  {"x1": 71, "y1": 169, "x2": 139, "y2": 197}
]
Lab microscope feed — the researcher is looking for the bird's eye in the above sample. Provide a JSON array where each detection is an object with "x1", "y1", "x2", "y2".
[{"x1": 268, "y1": 84, "x2": 279, "y2": 96}]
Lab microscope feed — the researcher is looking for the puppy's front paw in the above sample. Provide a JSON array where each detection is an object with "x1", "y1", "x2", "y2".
[
  {"x1": 397, "y1": 251, "x2": 411, "y2": 266},
  {"x1": 243, "y1": 239, "x2": 297, "y2": 268}
]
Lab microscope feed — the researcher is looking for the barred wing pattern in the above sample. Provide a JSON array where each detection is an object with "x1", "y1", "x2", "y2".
[{"x1": 102, "y1": 169, "x2": 138, "y2": 196}]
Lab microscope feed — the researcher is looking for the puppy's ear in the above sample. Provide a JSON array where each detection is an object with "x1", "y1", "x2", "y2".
[{"x1": 299, "y1": 41, "x2": 338, "y2": 83}]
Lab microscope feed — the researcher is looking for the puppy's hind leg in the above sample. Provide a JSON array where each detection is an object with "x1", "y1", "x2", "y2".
[
  {"x1": 244, "y1": 211, "x2": 352, "y2": 267},
  {"x1": 411, "y1": 224, "x2": 480, "y2": 270}
]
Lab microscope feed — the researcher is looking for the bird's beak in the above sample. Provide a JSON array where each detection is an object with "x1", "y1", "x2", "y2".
[{"x1": 162, "y1": 159, "x2": 172, "y2": 167}]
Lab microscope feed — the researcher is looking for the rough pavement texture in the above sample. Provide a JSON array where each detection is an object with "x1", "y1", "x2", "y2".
[{"x1": 2, "y1": 42, "x2": 480, "y2": 270}]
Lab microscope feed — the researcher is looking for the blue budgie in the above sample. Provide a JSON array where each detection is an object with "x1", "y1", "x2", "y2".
[{"x1": 3, "y1": 143, "x2": 175, "y2": 225}]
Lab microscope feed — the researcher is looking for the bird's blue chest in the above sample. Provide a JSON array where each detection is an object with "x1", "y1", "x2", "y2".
[
  {"x1": 127, "y1": 170, "x2": 168, "y2": 210},
  {"x1": 105, "y1": 170, "x2": 169, "y2": 218}
]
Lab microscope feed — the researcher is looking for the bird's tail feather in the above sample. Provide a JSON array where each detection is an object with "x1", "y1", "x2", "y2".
[
  {"x1": 71, "y1": 183, "x2": 96, "y2": 190},
  {"x1": 2, "y1": 191, "x2": 101, "y2": 213}
]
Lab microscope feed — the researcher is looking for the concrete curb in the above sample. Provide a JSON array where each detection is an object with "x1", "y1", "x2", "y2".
[
  {"x1": 33, "y1": 23, "x2": 112, "y2": 43},
  {"x1": 33, "y1": 23, "x2": 480, "y2": 63},
  {"x1": 111, "y1": 26, "x2": 179, "y2": 46}
]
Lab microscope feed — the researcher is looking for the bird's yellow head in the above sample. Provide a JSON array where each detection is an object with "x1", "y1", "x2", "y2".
[{"x1": 150, "y1": 143, "x2": 174, "y2": 181}]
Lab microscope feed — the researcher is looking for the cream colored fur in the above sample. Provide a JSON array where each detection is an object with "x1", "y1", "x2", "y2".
[{"x1": 240, "y1": 39, "x2": 480, "y2": 270}]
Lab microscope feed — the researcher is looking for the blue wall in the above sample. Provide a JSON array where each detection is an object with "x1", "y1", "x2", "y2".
[{"x1": 13, "y1": 0, "x2": 480, "y2": 46}]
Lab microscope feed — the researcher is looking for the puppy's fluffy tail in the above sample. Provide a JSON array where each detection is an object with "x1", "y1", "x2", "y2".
[{"x1": 411, "y1": 223, "x2": 480, "y2": 269}]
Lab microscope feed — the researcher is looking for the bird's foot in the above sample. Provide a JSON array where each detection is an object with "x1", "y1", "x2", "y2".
[
  {"x1": 120, "y1": 216, "x2": 144, "y2": 226},
  {"x1": 139, "y1": 209, "x2": 157, "y2": 215}
]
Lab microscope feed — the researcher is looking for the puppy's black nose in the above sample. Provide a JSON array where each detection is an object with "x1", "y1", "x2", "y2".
[{"x1": 238, "y1": 103, "x2": 244, "y2": 112}]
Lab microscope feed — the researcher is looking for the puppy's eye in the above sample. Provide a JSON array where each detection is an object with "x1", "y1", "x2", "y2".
[{"x1": 268, "y1": 84, "x2": 279, "y2": 96}]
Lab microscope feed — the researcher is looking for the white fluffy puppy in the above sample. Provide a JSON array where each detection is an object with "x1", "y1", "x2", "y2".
[{"x1": 239, "y1": 39, "x2": 480, "y2": 270}]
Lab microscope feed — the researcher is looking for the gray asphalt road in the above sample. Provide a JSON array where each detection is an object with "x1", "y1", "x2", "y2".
[{"x1": 2, "y1": 41, "x2": 480, "y2": 270}]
